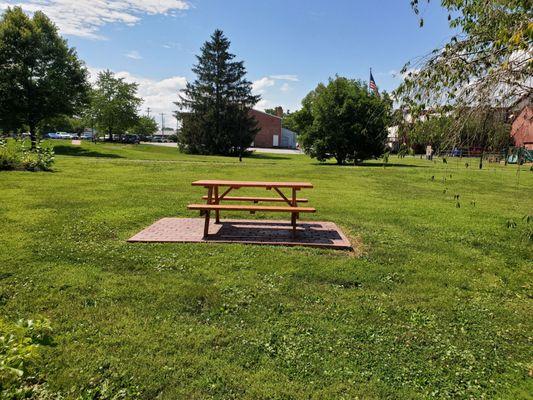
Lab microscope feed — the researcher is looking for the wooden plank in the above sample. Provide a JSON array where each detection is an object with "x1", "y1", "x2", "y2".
[
  {"x1": 192, "y1": 180, "x2": 313, "y2": 189},
  {"x1": 218, "y1": 187, "x2": 234, "y2": 200},
  {"x1": 188, "y1": 204, "x2": 316, "y2": 213},
  {"x1": 202, "y1": 196, "x2": 308, "y2": 203},
  {"x1": 273, "y1": 187, "x2": 291, "y2": 205},
  {"x1": 203, "y1": 186, "x2": 213, "y2": 237},
  {"x1": 291, "y1": 187, "x2": 297, "y2": 237},
  {"x1": 214, "y1": 186, "x2": 220, "y2": 223}
]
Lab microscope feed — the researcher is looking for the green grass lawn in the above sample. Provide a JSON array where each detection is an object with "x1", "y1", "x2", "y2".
[{"x1": 1, "y1": 140, "x2": 532, "y2": 399}]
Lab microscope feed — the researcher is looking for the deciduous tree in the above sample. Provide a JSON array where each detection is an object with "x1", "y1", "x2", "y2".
[
  {"x1": 395, "y1": 0, "x2": 530, "y2": 167},
  {"x1": 91, "y1": 70, "x2": 141, "y2": 141},
  {"x1": 294, "y1": 77, "x2": 391, "y2": 164},
  {"x1": 0, "y1": 7, "x2": 89, "y2": 148},
  {"x1": 397, "y1": 0, "x2": 531, "y2": 112},
  {"x1": 131, "y1": 116, "x2": 158, "y2": 139}
]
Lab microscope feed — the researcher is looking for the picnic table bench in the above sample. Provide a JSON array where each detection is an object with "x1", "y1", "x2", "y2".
[{"x1": 188, "y1": 180, "x2": 315, "y2": 238}]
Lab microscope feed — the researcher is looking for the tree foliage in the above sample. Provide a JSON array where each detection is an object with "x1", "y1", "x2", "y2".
[
  {"x1": 453, "y1": 107, "x2": 511, "y2": 150},
  {"x1": 396, "y1": 0, "x2": 532, "y2": 110},
  {"x1": 408, "y1": 114, "x2": 453, "y2": 151},
  {"x1": 175, "y1": 30, "x2": 260, "y2": 158},
  {"x1": 292, "y1": 77, "x2": 391, "y2": 164},
  {"x1": 91, "y1": 70, "x2": 142, "y2": 140},
  {"x1": 403, "y1": 108, "x2": 511, "y2": 163},
  {"x1": 130, "y1": 116, "x2": 158, "y2": 138},
  {"x1": 39, "y1": 115, "x2": 85, "y2": 135},
  {"x1": 0, "y1": 7, "x2": 90, "y2": 147}
]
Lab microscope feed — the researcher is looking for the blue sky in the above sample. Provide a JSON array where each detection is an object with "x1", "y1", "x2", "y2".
[{"x1": 1, "y1": 1, "x2": 455, "y2": 127}]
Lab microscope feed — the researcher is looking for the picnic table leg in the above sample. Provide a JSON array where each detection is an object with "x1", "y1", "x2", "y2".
[
  {"x1": 214, "y1": 186, "x2": 220, "y2": 224},
  {"x1": 204, "y1": 186, "x2": 213, "y2": 237},
  {"x1": 291, "y1": 188, "x2": 297, "y2": 238}
]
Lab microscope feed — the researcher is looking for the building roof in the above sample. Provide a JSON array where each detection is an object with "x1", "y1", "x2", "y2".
[{"x1": 251, "y1": 109, "x2": 282, "y2": 120}]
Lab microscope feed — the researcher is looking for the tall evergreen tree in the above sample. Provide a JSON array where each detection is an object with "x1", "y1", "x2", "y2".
[{"x1": 176, "y1": 30, "x2": 260, "y2": 158}]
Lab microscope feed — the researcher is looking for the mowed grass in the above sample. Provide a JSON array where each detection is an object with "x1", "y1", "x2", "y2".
[{"x1": 1, "y1": 140, "x2": 532, "y2": 399}]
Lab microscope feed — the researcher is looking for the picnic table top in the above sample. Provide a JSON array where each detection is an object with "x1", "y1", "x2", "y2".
[{"x1": 192, "y1": 180, "x2": 313, "y2": 188}]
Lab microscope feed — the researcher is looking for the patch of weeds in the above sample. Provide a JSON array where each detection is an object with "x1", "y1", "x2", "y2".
[
  {"x1": 73, "y1": 363, "x2": 141, "y2": 400},
  {"x1": 409, "y1": 309, "x2": 437, "y2": 328},
  {"x1": 294, "y1": 268, "x2": 362, "y2": 289},
  {"x1": 0, "y1": 318, "x2": 54, "y2": 399},
  {"x1": 380, "y1": 271, "x2": 405, "y2": 285},
  {"x1": 218, "y1": 286, "x2": 256, "y2": 315},
  {"x1": 178, "y1": 283, "x2": 222, "y2": 315}
]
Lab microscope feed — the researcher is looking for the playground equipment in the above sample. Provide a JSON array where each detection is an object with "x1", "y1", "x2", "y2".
[{"x1": 507, "y1": 147, "x2": 533, "y2": 164}]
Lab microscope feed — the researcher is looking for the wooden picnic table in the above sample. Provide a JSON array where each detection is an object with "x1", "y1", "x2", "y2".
[{"x1": 188, "y1": 180, "x2": 315, "y2": 237}]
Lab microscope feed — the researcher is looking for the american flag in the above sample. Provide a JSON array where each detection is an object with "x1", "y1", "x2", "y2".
[{"x1": 369, "y1": 70, "x2": 379, "y2": 96}]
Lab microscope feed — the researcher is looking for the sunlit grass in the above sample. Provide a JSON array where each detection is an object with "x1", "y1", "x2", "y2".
[{"x1": 1, "y1": 141, "x2": 532, "y2": 398}]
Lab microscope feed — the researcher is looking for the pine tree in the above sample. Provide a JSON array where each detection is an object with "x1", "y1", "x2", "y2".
[{"x1": 176, "y1": 30, "x2": 260, "y2": 158}]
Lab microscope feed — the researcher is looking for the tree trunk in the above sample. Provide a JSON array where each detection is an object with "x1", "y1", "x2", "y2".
[
  {"x1": 504, "y1": 147, "x2": 508, "y2": 166},
  {"x1": 479, "y1": 147, "x2": 484, "y2": 169},
  {"x1": 29, "y1": 122, "x2": 37, "y2": 150}
]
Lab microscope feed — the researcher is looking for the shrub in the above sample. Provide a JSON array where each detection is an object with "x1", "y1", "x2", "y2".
[
  {"x1": 0, "y1": 318, "x2": 52, "y2": 398},
  {"x1": 0, "y1": 140, "x2": 20, "y2": 170},
  {"x1": 0, "y1": 139, "x2": 54, "y2": 171},
  {"x1": 291, "y1": 77, "x2": 391, "y2": 164}
]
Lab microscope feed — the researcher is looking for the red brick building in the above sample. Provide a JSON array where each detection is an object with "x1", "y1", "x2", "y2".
[
  {"x1": 511, "y1": 106, "x2": 533, "y2": 150},
  {"x1": 250, "y1": 109, "x2": 282, "y2": 148}
]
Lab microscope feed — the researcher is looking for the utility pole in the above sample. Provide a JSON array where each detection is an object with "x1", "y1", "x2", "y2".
[
  {"x1": 146, "y1": 107, "x2": 151, "y2": 118},
  {"x1": 160, "y1": 113, "x2": 165, "y2": 138}
]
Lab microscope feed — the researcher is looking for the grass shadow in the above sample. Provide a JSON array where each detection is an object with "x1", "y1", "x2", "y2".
[
  {"x1": 248, "y1": 152, "x2": 291, "y2": 161},
  {"x1": 53, "y1": 145, "x2": 124, "y2": 159},
  {"x1": 313, "y1": 162, "x2": 425, "y2": 168}
]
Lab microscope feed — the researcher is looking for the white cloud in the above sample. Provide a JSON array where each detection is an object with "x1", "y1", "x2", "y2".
[
  {"x1": 280, "y1": 82, "x2": 291, "y2": 92},
  {"x1": 270, "y1": 74, "x2": 299, "y2": 82},
  {"x1": 255, "y1": 99, "x2": 273, "y2": 111},
  {"x1": 89, "y1": 67, "x2": 187, "y2": 128},
  {"x1": 252, "y1": 77, "x2": 275, "y2": 94},
  {"x1": 0, "y1": 0, "x2": 190, "y2": 39},
  {"x1": 162, "y1": 41, "x2": 182, "y2": 50},
  {"x1": 124, "y1": 50, "x2": 142, "y2": 60},
  {"x1": 252, "y1": 74, "x2": 299, "y2": 110},
  {"x1": 252, "y1": 74, "x2": 299, "y2": 95}
]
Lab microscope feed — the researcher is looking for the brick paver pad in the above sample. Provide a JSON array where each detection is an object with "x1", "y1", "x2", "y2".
[{"x1": 128, "y1": 218, "x2": 353, "y2": 250}]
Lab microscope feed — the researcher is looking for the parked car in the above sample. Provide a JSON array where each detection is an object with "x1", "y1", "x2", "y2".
[
  {"x1": 46, "y1": 132, "x2": 62, "y2": 139},
  {"x1": 151, "y1": 136, "x2": 163, "y2": 143},
  {"x1": 121, "y1": 134, "x2": 140, "y2": 144},
  {"x1": 81, "y1": 132, "x2": 94, "y2": 140},
  {"x1": 55, "y1": 132, "x2": 70, "y2": 139}
]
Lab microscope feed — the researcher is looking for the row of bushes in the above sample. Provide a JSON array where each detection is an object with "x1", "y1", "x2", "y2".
[{"x1": 0, "y1": 139, "x2": 55, "y2": 171}]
